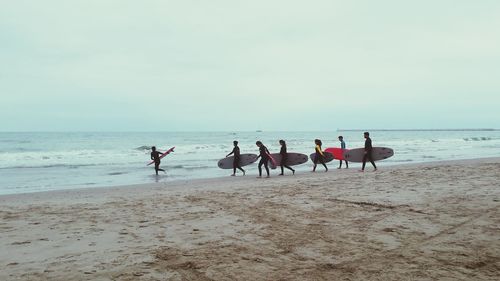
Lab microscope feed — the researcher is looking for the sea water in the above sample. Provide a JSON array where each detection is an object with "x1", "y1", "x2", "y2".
[{"x1": 0, "y1": 131, "x2": 499, "y2": 195}]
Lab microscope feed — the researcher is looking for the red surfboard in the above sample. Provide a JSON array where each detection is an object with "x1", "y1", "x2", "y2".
[
  {"x1": 266, "y1": 152, "x2": 278, "y2": 169},
  {"x1": 147, "y1": 146, "x2": 175, "y2": 166},
  {"x1": 325, "y1": 147, "x2": 347, "y2": 160}
]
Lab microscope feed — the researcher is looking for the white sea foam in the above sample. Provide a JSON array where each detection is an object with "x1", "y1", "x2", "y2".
[{"x1": 0, "y1": 131, "x2": 499, "y2": 195}]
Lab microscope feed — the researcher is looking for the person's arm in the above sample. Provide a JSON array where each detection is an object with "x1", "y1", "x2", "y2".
[{"x1": 226, "y1": 148, "x2": 235, "y2": 157}]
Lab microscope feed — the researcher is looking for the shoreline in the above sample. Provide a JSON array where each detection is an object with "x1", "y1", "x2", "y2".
[
  {"x1": 1, "y1": 157, "x2": 499, "y2": 280},
  {"x1": 2, "y1": 156, "x2": 499, "y2": 199}
]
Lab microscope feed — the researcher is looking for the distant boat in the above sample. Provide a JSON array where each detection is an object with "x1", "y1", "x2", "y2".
[{"x1": 256, "y1": 130, "x2": 263, "y2": 133}]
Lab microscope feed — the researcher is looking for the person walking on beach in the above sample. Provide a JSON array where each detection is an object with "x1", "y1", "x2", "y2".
[
  {"x1": 226, "y1": 141, "x2": 245, "y2": 176},
  {"x1": 338, "y1": 136, "x2": 349, "y2": 169},
  {"x1": 151, "y1": 146, "x2": 166, "y2": 175},
  {"x1": 255, "y1": 141, "x2": 271, "y2": 178},
  {"x1": 279, "y1": 140, "x2": 295, "y2": 176},
  {"x1": 361, "y1": 132, "x2": 377, "y2": 172},
  {"x1": 313, "y1": 139, "x2": 328, "y2": 172}
]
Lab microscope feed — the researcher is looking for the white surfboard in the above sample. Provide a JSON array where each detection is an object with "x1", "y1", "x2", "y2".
[
  {"x1": 309, "y1": 152, "x2": 334, "y2": 163},
  {"x1": 269, "y1": 153, "x2": 309, "y2": 167},
  {"x1": 217, "y1": 154, "x2": 258, "y2": 169},
  {"x1": 343, "y1": 147, "x2": 394, "y2": 163}
]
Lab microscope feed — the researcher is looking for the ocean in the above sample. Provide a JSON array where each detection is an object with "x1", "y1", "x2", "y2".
[{"x1": 0, "y1": 130, "x2": 499, "y2": 195}]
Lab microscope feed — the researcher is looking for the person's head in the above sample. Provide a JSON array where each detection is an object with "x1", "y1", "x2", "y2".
[
  {"x1": 279, "y1": 139, "x2": 285, "y2": 146},
  {"x1": 233, "y1": 140, "x2": 238, "y2": 146},
  {"x1": 364, "y1": 132, "x2": 369, "y2": 139},
  {"x1": 315, "y1": 139, "x2": 322, "y2": 146},
  {"x1": 338, "y1": 136, "x2": 343, "y2": 141},
  {"x1": 151, "y1": 146, "x2": 156, "y2": 152},
  {"x1": 256, "y1": 141, "x2": 262, "y2": 147}
]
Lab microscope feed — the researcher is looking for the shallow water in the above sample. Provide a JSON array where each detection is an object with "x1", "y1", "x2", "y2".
[{"x1": 0, "y1": 130, "x2": 499, "y2": 195}]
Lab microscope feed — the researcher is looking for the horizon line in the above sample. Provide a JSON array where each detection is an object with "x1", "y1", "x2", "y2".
[
  {"x1": 0, "y1": 128, "x2": 498, "y2": 133},
  {"x1": 337, "y1": 129, "x2": 498, "y2": 132}
]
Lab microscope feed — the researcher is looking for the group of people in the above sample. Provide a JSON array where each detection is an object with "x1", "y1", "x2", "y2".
[
  {"x1": 226, "y1": 139, "x2": 297, "y2": 178},
  {"x1": 224, "y1": 132, "x2": 377, "y2": 178},
  {"x1": 150, "y1": 132, "x2": 377, "y2": 177}
]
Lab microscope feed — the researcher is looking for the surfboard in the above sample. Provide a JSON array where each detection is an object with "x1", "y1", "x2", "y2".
[
  {"x1": 309, "y1": 152, "x2": 334, "y2": 163},
  {"x1": 217, "y1": 154, "x2": 258, "y2": 169},
  {"x1": 325, "y1": 147, "x2": 347, "y2": 160},
  {"x1": 147, "y1": 146, "x2": 175, "y2": 166},
  {"x1": 267, "y1": 153, "x2": 278, "y2": 169},
  {"x1": 342, "y1": 147, "x2": 394, "y2": 163},
  {"x1": 269, "y1": 153, "x2": 309, "y2": 166}
]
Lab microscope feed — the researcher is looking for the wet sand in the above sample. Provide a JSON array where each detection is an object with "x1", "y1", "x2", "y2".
[{"x1": 1, "y1": 158, "x2": 499, "y2": 280}]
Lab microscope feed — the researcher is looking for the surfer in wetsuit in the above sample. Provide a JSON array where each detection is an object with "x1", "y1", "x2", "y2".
[
  {"x1": 361, "y1": 132, "x2": 377, "y2": 172},
  {"x1": 338, "y1": 136, "x2": 348, "y2": 169},
  {"x1": 151, "y1": 146, "x2": 166, "y2": 175},
  {"x1": 255, "y1": 141, "x2": 270, "y2": 178},
  {"x1": 279, "y1": 140, "x2": 295, "y2": 175},
  {"x1": 226, "y1": 141, "x2": 245, "y2": 176},
  {"x1": 313, "y1": 139, "x2": 328, "y2": 172}
]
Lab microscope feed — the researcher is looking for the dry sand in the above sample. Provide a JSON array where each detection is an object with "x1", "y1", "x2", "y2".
[{"x1": 1, "y1": 158, "x2": 499, "y2": 280}]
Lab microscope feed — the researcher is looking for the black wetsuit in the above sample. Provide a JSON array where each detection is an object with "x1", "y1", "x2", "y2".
[
  {"x1": 339, "y1": 140, "x2": 348, "y2": 168},
  {"x1": 151, "y1": 151, "x2": 165, "y2": 175},
  {"x1": 362, "y1": 137, "x2": 377, "y2": 170},
  {"x1": 258, "y1": 145, "x2": 270, "y2": 177},
  {"x1": 280, "y1": 145, "x2": 294, "y2": 174},
  {"x1": 228, "y1": 146, "x2": 245, "y2": 174}
]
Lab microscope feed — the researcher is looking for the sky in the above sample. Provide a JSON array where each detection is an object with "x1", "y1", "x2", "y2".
[{"x1": 1, "y1": 0, "x2": 499, "y2": 131}]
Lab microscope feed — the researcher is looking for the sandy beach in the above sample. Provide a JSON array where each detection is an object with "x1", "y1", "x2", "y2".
[{"x1": 1, "y1": 158, "x2": 499, "y2": 280}]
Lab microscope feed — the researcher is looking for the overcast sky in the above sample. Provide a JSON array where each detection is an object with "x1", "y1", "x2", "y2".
[{"x1": 1, "y1": 0, "x2": 499, "y2": 131}]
